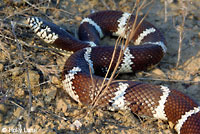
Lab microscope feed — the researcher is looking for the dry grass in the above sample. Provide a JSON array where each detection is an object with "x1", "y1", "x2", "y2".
[
  {"x1": 90, "y1": 0, "x2": 155, "y2": 111},
  {"x1": 175, "y1": 0, "x2": 188, "y2": 67}
]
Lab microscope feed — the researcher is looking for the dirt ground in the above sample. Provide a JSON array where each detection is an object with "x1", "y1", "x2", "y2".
[{"x1": 0, "y1": 0, "x2": 200, "y2": 134}]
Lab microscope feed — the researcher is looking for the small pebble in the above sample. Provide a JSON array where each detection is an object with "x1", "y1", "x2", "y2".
[
  {"x1": 193, "y1": 76, "x2": 200, "y2": 82},
  {"x1": 0, "y1": 113, "x2": 3, "y2": 122},
  {"x1": 44, "y1": 86, "x2": 57, "y2": 102},
  {"x1": 11, "y1": 67, "x2": 22, "y2": 77},
  {"x1": 13, "y1": 107, "x2": 22, "y2": 117},
  {"x1": 51, "y1": 76, "x2": 62, "y2": 87},
  {"x1": 0, "y1": 63, "x2": 3, "y2": 71},
  {"x1": 151, "y1": 68, "x2": 166, "y2": 78},
  {"x1": 75, "y1": 16, "x2": 82, "y2": 21},
  {"x1": 73, "y1": 120, "x2": 82, "y2": 130},
  {"x1": 69, "y1": 124, "x2": 76, "y2": 131},
  {"x1": 94, "y1": 109, "x2": 104, "y2": 118},
  {"x1": 30, "y1": 106, "x2": 37, "y2": 112},
  {"x1": 69, "y1": 120, "x2": 82, "y2": 130},
  {"x1": 113, "y1": 113, "x2": 121, "y2": 121},
  {"x1": 0, "y1": 104, "x2": 8, "y2": 114},
  {"x1": 56, "y1": 98, "x2": 68, "y2": 113},
  {"x1": 14, "y1": 88, "x2": 24, "y2": 97}
]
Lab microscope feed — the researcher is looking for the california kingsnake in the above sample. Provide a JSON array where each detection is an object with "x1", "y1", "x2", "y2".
[{"x1": 27, "y1": 10, "x2": 200, "y2": 134}]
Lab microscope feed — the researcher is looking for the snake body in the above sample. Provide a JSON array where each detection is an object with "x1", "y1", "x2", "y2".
[{"x1": 27, "y1": 10, "x2": 200, "y2": 134}]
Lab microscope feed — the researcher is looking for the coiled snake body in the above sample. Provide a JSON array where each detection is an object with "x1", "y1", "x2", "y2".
[{"x1": 27, "y1": 10, "x2": 200, "y2": 134}]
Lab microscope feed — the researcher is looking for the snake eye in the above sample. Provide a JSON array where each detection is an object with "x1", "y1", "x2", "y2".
[{"x1": 40, "y1": 24, "x2": 47, "y2": 29}]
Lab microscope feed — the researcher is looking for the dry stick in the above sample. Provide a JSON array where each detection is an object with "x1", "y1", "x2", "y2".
[
  {"x1": 101, "y1": 37, "x2": 122, "y2": 84},
  {"x1": 90, "y1": 18, "x2": 131, "y2": 108},
  {"x1": 0, "y1": 79, "x2": 10, "y2": 103},
  {"x1": 38, "y1": 7, "x2": 74, "y2": 15},
  {"x1": 90, "y1": 3, "x2": 140, "y2": 108},
  {"x1": 124, "y1": 0, "x2": 145, "y2": 47},
  {"x1": 37, "y1": 107, "x2": 68, "y2": 121},
  {"x1": 11, "y1": 21, "x2": 32, "y2": 127},
  {"x1": 90, "y1": 36, "x2": 122, "y2": 107},
  {"x1": 176, "y1": 24, "x2": 184, "y2": 67},
  {"x1": 78, "y1": 41, "x2": 123, "y2": 117},
  {"x1": 124, "y1": 0, "x2": 154, "y2": 48},
  {"x1": 90, "y1": 40, "x2": 123, "y2": 110},
  {"x1": 0, "y1": 41, "x2": 11, "y2": 60},
  {"x1": 96, "y1": 0, "x2": 142, "y2": 90},
  {"x1": 88, "y1": 64, "x2": 97, "y2": 105},
  {"x1": 23, "y1": 0, "x2": 56, "y2": 20},
  {"x1": 176, "y1": 1, "x2": 187, "y2": 67},
  {"x1": 4, "y1": 2, "x2": 74, "y2": 20},
  {"x1": 90, "y1": 0, "x2": 154, "y2": 110},
  {"x1": 24, "y1": 0, "x2": 49, "y2": 10},
  {"x1": 100, "y1": 0, "x2": 110, "y2": 10},
  {"x1": 112, "y1": 0, "x2": 150, "y2": 79},
  {"x1": 164, "y1": 0, "x2": 168, "y2": 22},
  {"x1": 3, "y1": 6, "x2": 34, "y2": 21},
  {"x1": 3, "y1": 0, "x2": 48, "y2": 20},
  {"x1": 114, "y1": 0, "x2": 154, "y2": 79},
  {"x1": 138, "y1": 77, "x2": 200, "y2": 84},
  {"x1": 111, "y1": 0, "x2": 117, "y2": 9},
  {"x1": 91, "y1": 0, "x2": 136, "y2": 109},
  {"x1": 89, "y1": 28, "x2": 129, "y2": 107},
  {"x1": 89, "y1": 30, "x2": 124, "y2": 109}
]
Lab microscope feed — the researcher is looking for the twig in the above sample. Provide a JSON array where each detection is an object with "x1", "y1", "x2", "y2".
[
  {"x1": 100, "y1": 0, "x2": 110, "y2": 10},
  {"x1": 37, "y1": 107, "x2": 68, "y2": 121},
  {"x1": 164, "y1": 0, "x2": 168, "y2": 22},
  {"x1": 176, "y1": 0, "x2": 188, "y2": 67},
  {"x1": 138, "y1": 77, "x2": 200, "y2": 84},
  {"x1": 11, "y1": 21, "x2": 32, "y2": 127},
  {"x1": 90, "y1": 0, "x2": 154, "y2": 110}
]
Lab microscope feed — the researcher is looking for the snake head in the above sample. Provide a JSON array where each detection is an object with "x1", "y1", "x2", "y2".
[{"x1": 27, "y1": 16, "x2": 59, "y2": 44}]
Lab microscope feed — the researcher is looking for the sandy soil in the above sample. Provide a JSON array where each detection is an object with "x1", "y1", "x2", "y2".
[{"x1": 0, "y1": 0, "x2": 200, "y2": 134}]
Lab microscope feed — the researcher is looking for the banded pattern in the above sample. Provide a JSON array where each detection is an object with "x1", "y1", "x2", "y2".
[
  {"x1": 153, "y1": 85, "x2": 170, "y2": 120},
  {"x1": 27, "y1": 17, "x2": 58, "y2": 43},
  {"x1": 27, "y1": 10, "x2": 200, "y2": 134},
  {"x1": 109, "y1": 82, "x2": 130, "y2": 111},
  {"x1": 115, "y1": 12, "x2": 131, "y2": 37},
  {"x1": 62, "y1": 66, "x2": 81, "y2": 103},
  {"x1": 118, "y1": 47, "x2": 135, "y2": 73}
]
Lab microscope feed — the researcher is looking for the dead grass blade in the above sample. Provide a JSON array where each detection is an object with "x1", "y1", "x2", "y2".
[
  {"x1": 90, "y1": 0, "x2": 155, "y2": 111},
  {"x1": 176, "y1": 0, "x2": 188, "y2": 68}
]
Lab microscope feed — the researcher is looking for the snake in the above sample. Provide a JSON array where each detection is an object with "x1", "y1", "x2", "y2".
[{"x1": 27, "y1": 10, "x2": 200, "y2": 134}]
